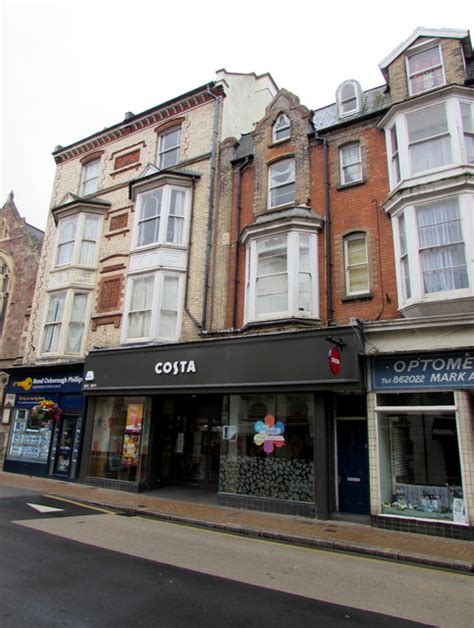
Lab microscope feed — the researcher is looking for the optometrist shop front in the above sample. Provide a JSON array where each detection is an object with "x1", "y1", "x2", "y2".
[
  {"x1": 370, "y1": 351, "x2": 474, "y2": 540},
  {"x1": 2, "y1": 363, "x2": 85, "y2": 479},
  {"x1": 80, "y1": 328, "x2": 367, "y2": 518}
]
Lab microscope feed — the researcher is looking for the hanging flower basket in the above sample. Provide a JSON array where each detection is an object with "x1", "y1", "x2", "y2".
[{"x1": 31, "y1": 399, "x2": 63, "y2": 423}]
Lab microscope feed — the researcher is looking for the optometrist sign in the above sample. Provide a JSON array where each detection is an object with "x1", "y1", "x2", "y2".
[{"x1": 372, "y1": 352, "x2": 474, "y2": 390}]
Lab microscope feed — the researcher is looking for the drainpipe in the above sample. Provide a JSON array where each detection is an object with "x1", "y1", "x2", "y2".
[
  {"x1": 184, "y1": 177, "x2": 203, "y2": 330},
  {"x1": 232, "y1": 156, "x2": 251, "y2": 329},
  {"x1": 201, "y1": 85, "x2": 222, "y2": 331},
  {"x1": 317, "y1": 135, "x2": 333, "y2": 325}
]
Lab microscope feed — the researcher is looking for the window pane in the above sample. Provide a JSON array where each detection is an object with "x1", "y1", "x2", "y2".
[
  {"x1": 410, "y1": 137, "x2": 452, "y2": 172},
  {"x1": 270, "y1": 159, "x2": 295, "y2": 185},
  {"x1": 461, "y1": 103, "x2": 474, "y2": 163},
  {"x1": 129, "y1": 311, "x2": 151, "y2": 338},
  {"x1": 274, "y1": 114, "x2": 290, "y2": 141},
  {"x1": 161, "y1": 128, "x2": 180, "y2": 150},
  {"x1": 56, "y1": 242, "x2": 74, "y2": 266},
  {"x1": 407, "y1": 104, "x2": 448, "y2": 142},
  {"x1": 257, "y1": 237, "x2": 287, "y2": 275},
  {"x1": 341, "y1": 143, "x2": 362, "y2": 183},
  {"x1": 408, "y1": 47, "x2": 443, "y2": 94},
  {"x1": 58, "y1": 217, "x2": 78, "y2": 243},
  {"x1": 417, "y1": 199, "x2": 468, "y2": 293},
  {"x1": 298, "y1": 273, "x2": 311, "y2": 312},
  {"x1": 166, "y1": 190, "x2": 186, "y2": 243},
  {"x1": 67, "y1": 294, "x2": 87, "y2": 353},
  {"x1": 79, "y1": 241, "x2": 96, "y2": 265},
  {"x1": 159, "y1": 128, "x2": 181, "y2": 168},
  {"x1": 130, "y1": 276, "x2": 154, "y2": 310},
  {"x1": 81, "y1": 160, "x2": 100, "y2": 195},
  {"x1": 256, "y1": 274, "x2": 288, "y2": 315},
  {"x1": 269, "y1": 159, "x2": 295, "y2": 207},
  {"x1": 160, "y1": 149, "x2": 179, "y2": 169},
  {"x1": 46, "y1": 292, "x2": 66, "y2": 323},
  {"x1": 298, "y1": 235, "x2": 310, "y2": 272},
  {"x1": 83, "y1": 215, "x2": 98, "y2": 239},
  {"x1": 345, "y1": 235, "x2": 368, "y2": 294}
]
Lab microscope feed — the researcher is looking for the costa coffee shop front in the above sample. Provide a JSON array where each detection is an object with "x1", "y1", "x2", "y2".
[{"x1": 80, "y1": 328, "x2": 367, "y2": 518}]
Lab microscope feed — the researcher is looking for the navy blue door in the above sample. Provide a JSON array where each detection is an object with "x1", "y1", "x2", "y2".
[{"x1": 337, "y1": 420, "x2": 370, "y2": 515}]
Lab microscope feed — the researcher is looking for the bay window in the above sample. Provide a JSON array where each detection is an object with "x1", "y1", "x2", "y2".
[
  {"x1": 55, "y1": 213, "x2": 100, "y2": 268},
  {"x1": 123, "y1": 272, "x2": 183, "y2": 343},
  {"x1": 394, "y1": 195, "x2": 472, "y2": 310},
  {"x1": 134, "y1": 185, "x2": 188, "y2": 249},
  {"x1": 41, "y1": 290, "x2": 89, "y2": 355},
  {"x1": 246, "y1": 231, "x2": 317, "y2": 322},
  {"x1": 268, "y1": 159, "x2": 295, "y2": 208}
]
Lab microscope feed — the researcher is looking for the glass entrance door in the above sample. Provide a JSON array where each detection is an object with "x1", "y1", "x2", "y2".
[{"x1": 53, "y1": 416, "x2": 77, "y2": 476}]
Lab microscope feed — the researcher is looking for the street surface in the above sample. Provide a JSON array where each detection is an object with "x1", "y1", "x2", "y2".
[{"x1": 0, "y1": 485, "x2": 472, "y2": 627}]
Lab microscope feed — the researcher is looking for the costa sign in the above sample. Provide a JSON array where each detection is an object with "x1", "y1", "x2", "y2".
[{"x1": 328, "y1": 347, "x2": 342, "y2": 376}]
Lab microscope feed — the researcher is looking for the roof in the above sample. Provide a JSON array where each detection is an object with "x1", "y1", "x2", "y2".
[
  {"x1": 312, "y1": 85, "x2": 390, "y2": 132},
  {"x1": 379, "y1": 27, "x2": 470, "y2": 73},
  {"x1": 233, "y1": 133, "x2": 254, "y2": 161}
]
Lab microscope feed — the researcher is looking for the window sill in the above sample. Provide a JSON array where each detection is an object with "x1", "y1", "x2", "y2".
[
  {"x1": 268, "y1": 138, "x2": 291, "y2": 149},
  {"x1": 342, "y1": 292, "x2": 372, "y2": 302},
  {"x1": 337, "y1": 178, "x2": 366, "y2": 191},
  {"x1": 243, "y1": 317, "x2": 321, "y2": 331}
]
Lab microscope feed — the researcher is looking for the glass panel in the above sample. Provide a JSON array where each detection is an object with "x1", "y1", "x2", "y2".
[
  {"x1": 159, "y1": 128, "x2": 181, "y2": 168},
  {"x1": 274, "y1": 114, "x2": 290, "y2": 141},
  {"x1": 378, "y1": 412, "x2": 463, "y2": 522},
  {"x1": 410, "y1": 136, "x2": 452, "y2": 172},
  {"x1": 128, "y1": 276, "x2": 154, "y2": 338},
  {"x1": 417, "y1": 199, "x2": 468, "y2": 293},
  {"x1": 6, "y1": 408, "x2": 53, "y2": 463},
  {"x1": 256, "y1": 274, "x2": 288, "y2": 315},
  {"x1": 407, "y1": 104, "x2": 448, "y2": 142},
  {"x1": 461, "y1": 103, "x2": 474, "y2": 163},
  {"x1": 346, "y1": 235, "x2": 368, "y2": 293},
  {"x1": 56, "y1": 217, "x2": 78, "y2": 266},
  {"x1": 269, "y1": 159, "x2": 295, "y2": 207},
  {"x1": 219, "y1": 394, "x2": 314, "y2": 502},
  {"x1": 257, "y1": 237, "x2": 287, "y2": 274},
  {"x1": 166, "y1": 189, "x2": 186, "y2": 243},
  {"x1": 158, "y1": 276, "x2": 179, "y2": 339},
  {"x1": 66, "y1": 293, "x2": 87, "y2": 353},
  {"x1": 88, "y1": 397, "x2": 147, "y2": 482}
]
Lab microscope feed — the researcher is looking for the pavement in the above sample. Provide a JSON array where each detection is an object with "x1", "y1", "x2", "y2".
[{"x1": 1, "y1": 471, "x2": 473, "y2": 574}]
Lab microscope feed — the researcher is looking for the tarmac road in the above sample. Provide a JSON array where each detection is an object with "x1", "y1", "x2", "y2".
[{"x1": 1, "y1": 486, "x2": 472, "y2": 627}]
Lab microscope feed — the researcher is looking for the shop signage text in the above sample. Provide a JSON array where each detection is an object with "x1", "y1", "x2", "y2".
[
  {"x1": 8, "y1": 372, "x2": 84, "y2": 394},
  {"x1": 372, "y1": 353, "x2": 474, "y2": 390},
  {"x1": 154, "y1": 360, "x2": 197, "y2": 375}
]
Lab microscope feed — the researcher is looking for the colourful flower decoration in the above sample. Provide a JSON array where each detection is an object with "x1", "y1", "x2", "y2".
[
  {"x1": 254, "y1": 414, "x2": 285, "y2": 454},
  {"x1": 31, "y1": 399, "x2": 63, "y2": 422}
]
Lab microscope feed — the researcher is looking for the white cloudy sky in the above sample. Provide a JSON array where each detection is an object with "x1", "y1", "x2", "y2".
[{"x1": 1, "y1": 0, "x2": 472, "y2": 229}]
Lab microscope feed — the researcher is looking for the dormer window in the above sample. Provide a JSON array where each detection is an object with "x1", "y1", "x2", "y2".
[
  {"x1": 272, "y1": 114, "x2": 291, "y2": 142},
  {"x1": 336, "y1": 80, "x2": 363, "y2": 118},
  {"x1": 407, "y1": 44, "x2": 445, "y2": 96}
]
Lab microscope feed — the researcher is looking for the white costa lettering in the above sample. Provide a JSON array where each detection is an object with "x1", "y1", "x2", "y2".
[{"x1": 154, "y1": 360, "x2": 197, "y2": 376}]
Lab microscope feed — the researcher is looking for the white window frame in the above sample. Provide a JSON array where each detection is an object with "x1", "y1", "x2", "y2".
[
  {"x1": 343, "y1": 232, "x2": 369, "y2": 296},
  {"x1": 406, "y1": 102, "x2": 452, "y2": 175},
  {"x1": 245, "y1": 230, "x2": 318, "y2": 323},
  {"x1": 339, "y1": 142, "x2": 363, "y2": 185},
  {"x1": 132, "y1": 184, "x2": 190, "y2": 250},
  {"x1": 122, "y1": 271, "x2": 184, "y2": 343},
  {"x1": 336, "y1": 80, "x2": 363, "y2": 118},
  {"x1": 80, "y1": 159, "x2": 100, "y2": 196},
  {"x1": 393, "y1": 195, "x2": 472, "y2": 309},
  {"x1": 157, "y1": 127, "x2": 181, "y2": 169},
  {"x1": 384, "y1": 97, "x2": 474, "y2": 190},
  {"x1": 460, "y1": 101, "x2": 474, "y2": 164},
  {"x1": 406, "y1": 43, "x2": 446, "y2": 97},
  {"x1": 388, "y1": 124, "x2": 401, "y2": 185},
  {"x1": 40, "y1": 290, "x2": 90, "y2": 356},
  {"x1": 268, "y1": 158, "x2": 296, "y2": 209},
  {"x1": 272, "y1": 114, "x2": 291, "y2": 142},
  {"x1": 54, "y1": 213, "x2": 101, "y2": 269}
]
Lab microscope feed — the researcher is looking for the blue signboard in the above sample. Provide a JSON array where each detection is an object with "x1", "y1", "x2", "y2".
[
  {"x1": 372, "y1": 353, "x2": 474, "y2": 390},
  {"x1": 7, "y1": 370, "x2": 83, "y2": 395}
]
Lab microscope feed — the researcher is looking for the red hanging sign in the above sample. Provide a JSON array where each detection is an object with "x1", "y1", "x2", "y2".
[{"x1": 328, "y1": 347, "x2": 342, "y2": 376}]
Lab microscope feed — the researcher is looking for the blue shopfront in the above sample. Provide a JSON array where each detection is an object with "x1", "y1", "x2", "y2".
[{"x1": 3, "y1": 363, "x2": 85, "y2": 479}]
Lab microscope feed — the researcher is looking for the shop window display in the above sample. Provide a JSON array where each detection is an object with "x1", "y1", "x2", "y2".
[
  {"x1": 88, "y1": 397, "x2": 148, "y2": 483},
  {"x1": 378, "y1": 411, "x2": 464, "y2": 522},
  {"x1": 6, "y1": 408, "x2": 53, "y2": 463},
  {"x1": 219, "y1": 394, "x2": 314, "y2": 502}
]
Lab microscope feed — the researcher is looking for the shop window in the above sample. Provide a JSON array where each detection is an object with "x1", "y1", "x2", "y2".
[
  {"x1": 378, "y1": 412, "x2": 463, "y2": 522},
  {"x1": 157, "y1": 127, "x2": 181, "y2": 169},
  {"x1": 268, "y1": 158, "x2": 295, "y2": 208},
  {"x1": 80, "y1": 158, "x2": 100, "y2": 196},
  {"x1": 272, "y1": 114, "x2": 291, "y2": 142},
  {"x1": 245, "y1": 231, "x2": 317, "y2": 322},
  {"x1": 406, "y1": 44, "x2": 445, "y2": 96},
  {"x1": 219, "y1": 394, "x2": 314, "y2": 503},
  {"x1": 55, "y1": 213, "x2": 100, "y2": 268},
  {"x1": 88, "y1": 397, "x2": 148, "y2": 483},
  {"x1": 133, "y1": 184, "x2": 188, "y2": 249},
  {"x1": 6, "y1": 408, "x2": 53, "y2": 464},
  {"x1": 41, "y1": 290, "x2": 89, "y2": 356},
  {"x1": 123, "y1": 272, "x2": 182, "y2": 343},
  {"x1": 344, "y1": 232, "x2": 369, "y2": 296}
]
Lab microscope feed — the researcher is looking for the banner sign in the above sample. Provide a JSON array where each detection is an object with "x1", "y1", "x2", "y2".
[
  {"x1": 372, "y1": 352, "x2": 474, "y2": 390},
  {"x1": 7, "y1": 370, "x2": 83, "y2": 395}
]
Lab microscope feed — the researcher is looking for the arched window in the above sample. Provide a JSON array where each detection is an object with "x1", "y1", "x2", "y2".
[
  {"x1": 272, "y1": 113, "x2": 291, "y2": 142},
  {"x1": 336, "y1": 80, "x2": 364, "y2": 118}
]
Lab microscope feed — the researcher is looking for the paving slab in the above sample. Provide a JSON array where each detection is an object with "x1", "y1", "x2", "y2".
[{"x1": 1, "y1": 471, "x2": 472, "y2": 573}]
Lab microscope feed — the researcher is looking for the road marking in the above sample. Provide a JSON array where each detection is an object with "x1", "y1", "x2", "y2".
[
  {"x1": 27, "y1": 503, "x2": 64, "y2": 514},
  {"x1": 44, "y1": 494, "x2": 115, "y2": 514}
]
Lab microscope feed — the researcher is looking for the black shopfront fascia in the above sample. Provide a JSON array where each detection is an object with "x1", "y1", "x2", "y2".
[
  {"x1": 82, "y1": 328, "x2": 364, "y2": 395},
  {"x1": 81, "y1": 329, "x2": 364, "y2": 517}
]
